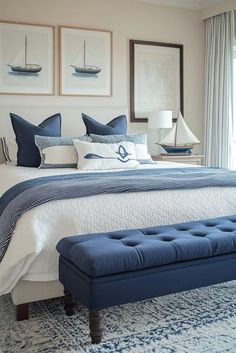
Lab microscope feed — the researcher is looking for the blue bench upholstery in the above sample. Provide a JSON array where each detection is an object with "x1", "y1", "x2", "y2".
[
  {"x1": 57, "y1": 215, "x2": 236, "y2": 278},
  {"x1": 57, "y1": 215, "x2": 236, "y2": 344}
]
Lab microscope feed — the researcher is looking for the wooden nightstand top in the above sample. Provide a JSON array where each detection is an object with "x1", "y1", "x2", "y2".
[{"x1": 152, "y1": 154, "x2": 204, "y2": 165}]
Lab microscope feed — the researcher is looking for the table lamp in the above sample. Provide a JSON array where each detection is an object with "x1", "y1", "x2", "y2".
[{"x1": 148, "y1": 110, "x2": 173, "y2": 154}]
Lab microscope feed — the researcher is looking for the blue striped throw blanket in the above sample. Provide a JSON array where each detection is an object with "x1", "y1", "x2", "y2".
[{"x1": 1, "y1": 167, "x2": 236, "y2": 262}]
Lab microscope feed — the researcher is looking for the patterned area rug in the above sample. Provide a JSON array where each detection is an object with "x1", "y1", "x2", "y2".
[{"x1": 1, "y1": 282, "x2": 236, "y2": 353}]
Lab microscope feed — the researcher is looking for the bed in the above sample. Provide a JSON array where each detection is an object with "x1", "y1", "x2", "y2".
[{"x1": 1, "y1": 162, "x2": 236, "y2": 320}]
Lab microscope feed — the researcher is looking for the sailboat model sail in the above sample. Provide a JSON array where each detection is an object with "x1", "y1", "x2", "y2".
[
  {"x1": 159, "y1": 111, "x2": 200, "y2": 154},
  {"x1": 8, "y1": 36, "x2": 42, "y2": 74},
  {"x1": 71, "y1": 40, "x2": 101, "y2": 75}
]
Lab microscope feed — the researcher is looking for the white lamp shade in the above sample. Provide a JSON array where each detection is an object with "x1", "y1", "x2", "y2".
[{"x1": 148, "y1": 110, "x2": 173, "y2": 129}]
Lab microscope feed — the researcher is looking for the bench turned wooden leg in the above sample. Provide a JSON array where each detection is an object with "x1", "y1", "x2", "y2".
[
  {"x1": 64, "y1": 289, "x2": 76, "y2": 316},
  {"x1": 89, "y1": 310, "x2": 102, "y2": 344},
  {"x1": 16, "y1": 303, "x2": 29, "y2": 321}
]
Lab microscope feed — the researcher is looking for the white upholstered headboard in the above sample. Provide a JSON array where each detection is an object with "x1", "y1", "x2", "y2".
[
  {"x1": 0, "y1": 106, "x2": 132, "y2": 138},
  {"x1": 0, "y1": 97, "x2": 149, "y2": 133}
]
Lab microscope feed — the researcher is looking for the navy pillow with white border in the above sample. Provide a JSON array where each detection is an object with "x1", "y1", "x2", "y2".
[
  {"x1": 10, "y1": 113, "x2": 61, "y2": 167},
  {"x1": 82, "y1": 113, "x2": 127, "y2": 136}
]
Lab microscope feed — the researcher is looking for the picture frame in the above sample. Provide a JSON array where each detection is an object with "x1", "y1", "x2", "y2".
[
  {"x1": 0, "y1": 21, "x2": 55, "y2": 95},
  {"x1": 130, "y1": 40, "x2": 184, "y2": 122},
  {"x1": 60, "y1": 26, "x2": 112, "y2": 96}
]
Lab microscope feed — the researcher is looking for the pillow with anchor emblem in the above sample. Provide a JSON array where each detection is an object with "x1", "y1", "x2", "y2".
[
  {"x1": 89, "y1": 134, "x2": 153, "y2": 164},
  {"x1": 73, "y1": 139, "x2": 140, "y2": 170}
]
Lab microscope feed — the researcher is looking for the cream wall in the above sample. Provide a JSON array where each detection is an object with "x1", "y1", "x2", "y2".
[{"x1": 0, "y1": 0, "x2": 204, "y2": 154}]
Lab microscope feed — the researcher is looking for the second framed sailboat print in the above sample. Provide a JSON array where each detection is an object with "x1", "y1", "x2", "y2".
[{"x1": 60, "y1": 26, "x2": 112, "y2": 96}]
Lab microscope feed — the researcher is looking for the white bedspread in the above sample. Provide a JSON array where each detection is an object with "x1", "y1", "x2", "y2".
[{"x1": 1, "y1": 163, "x2": 236, "y2": 295}]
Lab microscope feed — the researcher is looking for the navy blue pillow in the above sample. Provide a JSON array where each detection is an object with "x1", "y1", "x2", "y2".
[
  {"x1": 10, "y1": 113, "x2": 61, "y2": 167},
  {"x1": 82, "y1": 113, "x2": 127, "y2": 136}
]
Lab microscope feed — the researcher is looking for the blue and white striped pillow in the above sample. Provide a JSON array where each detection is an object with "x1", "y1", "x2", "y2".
[
  {"x1": 0, "y1": 138, "x2": 9, "y2": 163},
  {"x1": 0, "y1": 137, "x2": 17, "y2": 164}
]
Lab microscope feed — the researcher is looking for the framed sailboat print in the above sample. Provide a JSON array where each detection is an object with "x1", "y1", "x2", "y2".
[
  {"x1": 0, "y1": 21, "x2": 55, "y2": 95},
  {"x1": 59, "y1": 26, "x2": 112, "y2": 96},
  {"x1": 130, "y1": 40, "x2": 183, "y2": 122}
]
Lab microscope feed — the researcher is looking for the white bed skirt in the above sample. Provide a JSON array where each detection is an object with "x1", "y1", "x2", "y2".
[{"x1": 11, "y1": 280, "x2": 63, "y2": 305}]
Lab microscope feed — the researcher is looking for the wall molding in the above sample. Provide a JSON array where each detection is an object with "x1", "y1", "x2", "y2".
[{"x1": 202, "y1": 0, "x2": 236, "y2": 20}]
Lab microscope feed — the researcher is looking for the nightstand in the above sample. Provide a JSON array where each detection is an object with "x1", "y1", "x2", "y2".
[{"x1": 152, "y1": 154, "x2": 204, "y2": 165}]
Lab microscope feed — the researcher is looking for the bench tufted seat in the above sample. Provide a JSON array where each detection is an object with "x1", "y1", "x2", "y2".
[
  {"x1": 57, "y1": 215, "x2": 236, "y2": 278},
  {"x1": 57, "y1": 215, "x2": 236, "y2": 344}
]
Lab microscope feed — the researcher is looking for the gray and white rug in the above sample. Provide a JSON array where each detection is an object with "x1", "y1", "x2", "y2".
[{"x1": 1, "y1": 282, "x2": 236, "y2": 353}]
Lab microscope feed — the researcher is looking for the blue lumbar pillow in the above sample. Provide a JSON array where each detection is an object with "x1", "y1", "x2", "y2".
[
  {"x1": 82, "y1": 113, "x2": 127, "y2": 136},
  {"x1": 10, "y1": 113, "x2": 61, "y2": 167}
]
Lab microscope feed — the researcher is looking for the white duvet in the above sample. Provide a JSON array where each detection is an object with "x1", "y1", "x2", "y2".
[{"x1": 1, "y1": 162, "x2": 236, "y2": 295}]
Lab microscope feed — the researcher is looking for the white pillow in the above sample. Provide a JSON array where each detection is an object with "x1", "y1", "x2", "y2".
[
  {"x1": 134, "y1": 143, "x2": 152, "y2": 162},
  {"x1": 41, "y1": 145, "x2": 78, "y2": 167},
  {"x1": 73, "y1": 140, "x2": 140, "y2": 170},
  {"x1": 90, "y1": 133, "x2": 152, "y2": 162}
]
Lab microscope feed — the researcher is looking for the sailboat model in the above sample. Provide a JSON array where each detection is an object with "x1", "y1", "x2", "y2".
[
  {"x1": 8, "y1": 35, "x2": 42, "y2": 74},
  {"x1": 159, "y1": 111, "x2": 200, "y2": 154},
  {"x1": 71, "y1": 40, "x2": 101, "y2": 75}
]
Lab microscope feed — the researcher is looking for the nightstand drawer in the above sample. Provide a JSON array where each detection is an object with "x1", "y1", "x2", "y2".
[{"x1": 152, "y1": 154, "x2": 204, "y2": 165}]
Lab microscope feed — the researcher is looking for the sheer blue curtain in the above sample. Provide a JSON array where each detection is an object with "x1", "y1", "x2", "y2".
[{"x1": 204, "y1": 11, "x2": 234, "y2": 168}]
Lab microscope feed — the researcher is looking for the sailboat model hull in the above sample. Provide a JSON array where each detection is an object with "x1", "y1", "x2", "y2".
[{"x1": 161, "y1": 145, "x2": 193, "y2": 154}]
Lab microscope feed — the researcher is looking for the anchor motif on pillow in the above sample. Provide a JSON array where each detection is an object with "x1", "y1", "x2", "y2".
[{"x1": 84, "y1": 144, "x2": 132, "y2": 163}]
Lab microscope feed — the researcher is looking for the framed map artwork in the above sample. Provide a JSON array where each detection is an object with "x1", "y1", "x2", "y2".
[{"x1": 130, "y1": 40, "x2": 183, "y2": 122}]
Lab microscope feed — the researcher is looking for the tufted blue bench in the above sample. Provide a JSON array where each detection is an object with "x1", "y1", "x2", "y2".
[{"x1": 56, "y1": 215, "x2": 236, "y2": 344}]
